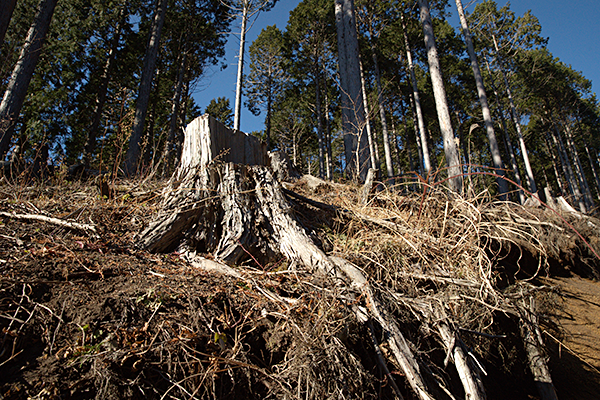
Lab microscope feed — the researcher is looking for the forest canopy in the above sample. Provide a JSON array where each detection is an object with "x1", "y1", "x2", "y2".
[{"x1": 0, "y1": 0, "x2": 599, "y2": 210}]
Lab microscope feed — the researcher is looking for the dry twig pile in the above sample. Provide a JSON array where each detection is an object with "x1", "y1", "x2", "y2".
[{"x1": 0, "y1": 168, "x2": 599, "y2": 399}]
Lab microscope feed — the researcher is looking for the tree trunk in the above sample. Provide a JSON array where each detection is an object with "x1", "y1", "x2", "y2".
[
  {"x1": 583, "y1": 140, "x2": 600, "y2": 201},
  {"x1": 543, "y1": 132, "x2": 566, "y2": 196},
  {"x1": 371, "y1": 47, "x2": 393, "y2": 181},
  {"x1": 84, "y1": 7, "x2": 125, "y2": 168},
  {"x1": 492, "y1": 34, "x2": 537, "y2": 196},
  {"x1": 324, "y1": 84, "x2": 333, "y2": 180},
  {"x1": 0, "y1": 0, "x2": 58, "y2": 158},
  {"x1": 335, "y1": 0, "x2": 369, "y2": 181},
  {"x1": 550, "y1": 116, "x2": 585, "y2": 212},
  {"x1": 564, "y1": 122, "x2": 594, "y2": 209},
  {"x1": 455, "y1": 0, "x2": 507, "y2": 199},
  {"x1": 405, "y1": 84, "x2": 424, "y2": 175},
  {"x1": 314, "y1": 55, "x2": 325, "y2": 179},
  {"x1": 124, "y1": 0, "x2": 168, "y2": 176},
  {"x1": 401, "y1": 11, "x2": 430, "y2": 174},
  {"x1": 359, "y1": 59, "x2": 378, "y2": 174},
  {"x1": 0, "y1": 0, "x2": 18, "y2": 48},
  {"x1": 484, "y1": 57, "x2": 525, "y2": 203},
  {"x1": 418, "y1": 0, "x2": 462, "y2": 193},
  {"x1": 163, "y1": 43, "x2": 189, "y2": 175},
  {"x1": 266, "y1": 77, "x2": 272, "y2": 150},
  {"x1": 233, "y1": 1, "x2": 248, "y2": 132}
]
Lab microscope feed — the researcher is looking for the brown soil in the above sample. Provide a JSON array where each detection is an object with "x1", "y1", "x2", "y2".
[
  {"x1": 1, "y1": 180, "x2": 600, "y2": 399},
  {"x1": 545, "y1": 276, "x2": 600, "y2": 400}
]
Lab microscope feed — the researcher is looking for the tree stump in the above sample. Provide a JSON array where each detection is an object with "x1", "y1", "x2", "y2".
[{"x1": 138, "y1": 114, "x2": 438, "y2": 400}]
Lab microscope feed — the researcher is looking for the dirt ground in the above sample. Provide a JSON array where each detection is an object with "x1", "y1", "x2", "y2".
[
  {"x1": 545, "y1": 276, "x2": 600, "y2": 400},
  {"x1": 1, "y1": 180, "x2": 600, "y2": 399}
]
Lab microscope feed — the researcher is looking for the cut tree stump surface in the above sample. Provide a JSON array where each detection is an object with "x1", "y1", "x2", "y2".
[{"x1": 177, "y1": 114, "x2": 267, "y2": 180}]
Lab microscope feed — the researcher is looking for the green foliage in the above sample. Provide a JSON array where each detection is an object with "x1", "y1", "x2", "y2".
[
  {"x1": 205, "y1": 97, "x2": 233, "y2": 127},
  {"x1": 1, "y1": 0, "x2": 231, "y2": 169},
  {"x1": 244, "y1": 24, "x2": 285, "y2": 117},
  {"x1": 1, "y1": 0, "x2": 598, "y2": 199}
]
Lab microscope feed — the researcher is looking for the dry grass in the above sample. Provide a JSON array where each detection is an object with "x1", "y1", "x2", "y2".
[{"x1": 2, "y1": 173, "x2": 599, "y2": 399}]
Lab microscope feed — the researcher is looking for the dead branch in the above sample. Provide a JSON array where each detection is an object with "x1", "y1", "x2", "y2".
[{"x1": 0, "y1": 211, "x2": 98, "y2": 236}]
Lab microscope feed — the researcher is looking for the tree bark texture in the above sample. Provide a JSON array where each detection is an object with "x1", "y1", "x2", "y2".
[
  {"x1": 124, "y1": 0, "x2": 168, "y2": 176},
  {"x1": 0, "y1": 0, "x2": 58, "y2": 158},
  {"x1": 335, "y1": 0, "x2": 369, "y2": 181},
  {"x1": 455, "y1": 0, "x2": 507, "y2": 199},
  {"x1": 418, "y1": 0, "x2": 462, "y2": 193}
]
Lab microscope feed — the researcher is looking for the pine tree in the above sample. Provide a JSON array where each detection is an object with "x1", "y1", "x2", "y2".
[
  {"x1": 205, "y1": 97, "x2": 234, "y2": 127},
  {"x1": 245, "y1": 25, "x2": 286, "y2": 150}
]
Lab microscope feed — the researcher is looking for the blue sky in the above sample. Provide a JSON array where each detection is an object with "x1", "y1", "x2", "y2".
[{"x1": 192, "y1": 0, "x2": 600, "y2": 134}]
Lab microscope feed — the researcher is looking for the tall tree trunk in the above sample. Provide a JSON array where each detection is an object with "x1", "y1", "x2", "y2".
[
  {"x1": 583, "y1": 140, "x2": 600, "y2": 201},
  {"x1": 418, "y1": 0, "x2": 462, "y2": 193},
  {"x1": 0, "y1": 0, "x2": 18, "y2": 48},
  {"x1": 0, "y1": 0, "x2": 58, "y2": 159},
  {"x1": 265, "y1": 76, "x2": 272, "y2": 150},
  {"x1": 491, "y1": 34, "x2": 537, "y2": 195},
  {"x1": 455, "y1": 0, "x2": 507, "y2": 199},
  {"x1": 314, "y1": 56, "x2": 325, "y2": 179},
  {"x1": 84, "y1": 7, "x2": 125, "y2": 168},
  {"x1": 324, "y1": 83, "x2": 333, "y2": 180},
  {"x1": 484, "y1": 57, "x2": 525, "y2": 203},
  {"x1": 374, "y1": 65, "x2": 394, "y2": 180},
  {"x1": 174, "y1": 74, "x2": 190, "y2": 164},
  {"x1": 405, "y1": 84, "x2": 424, "y2": 174},
  {"x1": 233, "y1": 1, "x2": 248, "y2": 132},
  {"x1": 335, "y1": 0, "x2": 369, "y2": 181},
  {"x1": 367, "y1": 29, "x2": 393, "y2": 181},
  {"x1": 401, "y1": 11, "x2": 430, "y2": 174},
  {"x1": 359, "y1": 58, "x2": 377, "y2": 173},
  {"x1": 163, "y1": 48, "x2": 188, "y2": 175},
  {"x1": 124, "y1": 0, "x2": 168, "y2": 176},
  {"x1": 550, "y1": 117, "x2": 585, "y2": 212},
  {"x1": 543, "y1": 132, "x2": 565, "y2": 196},
  {"x1": 564, "y1": 122, "x2": 594, "y2": 209}
]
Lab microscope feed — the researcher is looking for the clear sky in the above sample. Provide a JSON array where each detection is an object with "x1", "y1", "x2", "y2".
[{"x1": 192, "y1": 0, "x2": 600, "y2": 134}]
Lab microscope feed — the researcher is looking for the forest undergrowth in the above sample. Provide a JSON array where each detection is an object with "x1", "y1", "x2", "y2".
[{"x1": 0, "y1": 172, "x2": 599, "y2": 400}]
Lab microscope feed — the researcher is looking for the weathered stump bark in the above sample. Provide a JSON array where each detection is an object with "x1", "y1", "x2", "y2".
[{"x1": 139, "y1": 114, "x2": 439, "y2": 400}]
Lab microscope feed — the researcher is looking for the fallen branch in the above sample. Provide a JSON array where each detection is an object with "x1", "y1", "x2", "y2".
[{"x1": 0, "y1": 211, "x2": 97, "y2": 236}]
